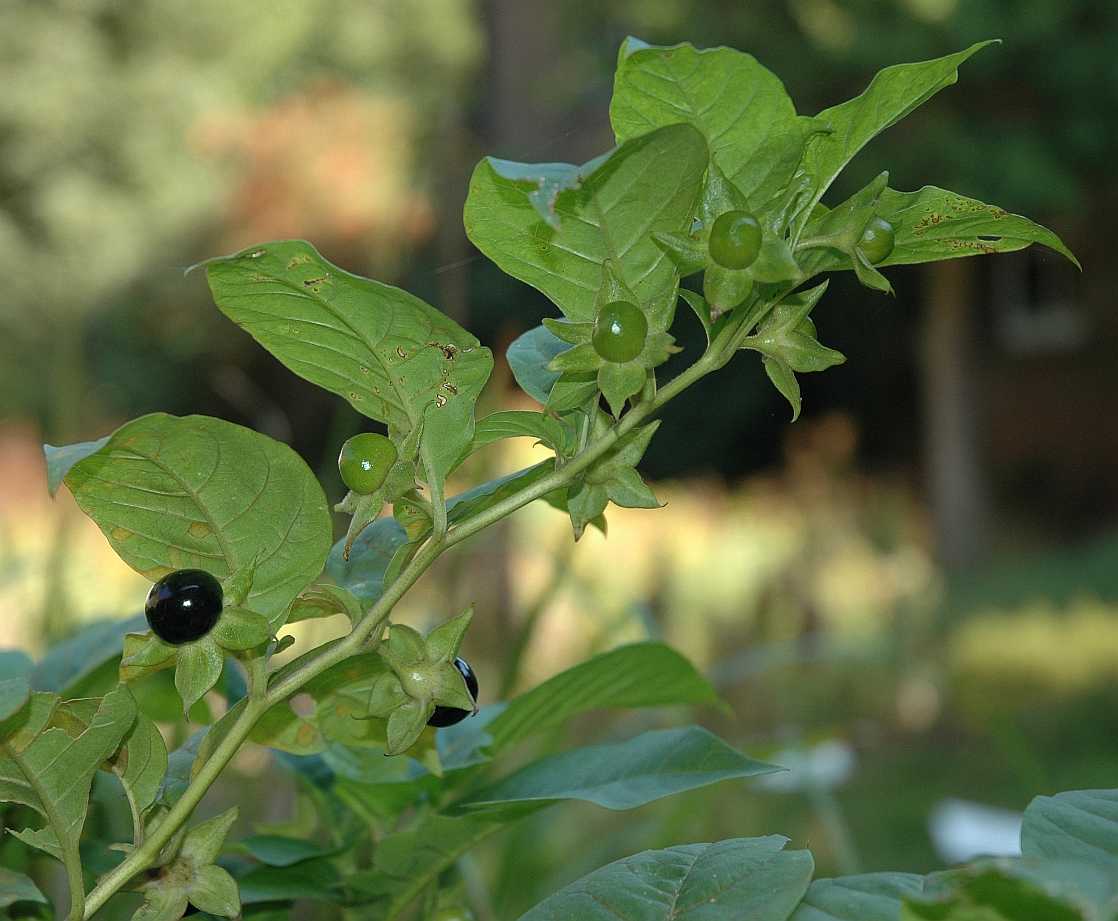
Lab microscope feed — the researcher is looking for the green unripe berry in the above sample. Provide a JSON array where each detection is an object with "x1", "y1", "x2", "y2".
[
  {"x1": 857, "y1": 216, "x2": 896, "y2": 264},
  {"x1": 338, "y1": 433, "x2": 397, "y2": 494},
  {"x1": 708, "y1": 210, "x2": 762, "y2": 270},
  {"x1": 592, "y1": 300, "x2": 647, "y2": 364}
]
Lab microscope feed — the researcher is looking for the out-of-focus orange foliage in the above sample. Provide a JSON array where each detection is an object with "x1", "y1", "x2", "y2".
[{"x1": 197, "y1": 82, "x2": 434, "y2": 268}]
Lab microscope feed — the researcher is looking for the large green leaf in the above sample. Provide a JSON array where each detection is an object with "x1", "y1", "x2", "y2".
[
  {"x1": 43, "y1": 436, "x2": 110, "y2": 496},
  {"x1": 31, "y1": 614, "x2": 147, "y2": 695},
  {"x1": 238, "y1": 857, "x2": 342, "y2": 904},
  {"x1": 0, "y1": 685, "x2": 136, "y2": 862},
  {"x1": 204, "y1": 240, "x2": 493, "y2": 483},
  {"x1": 488, "y1": 642, "x2": 721, "y2": 752},
  {"x1": 611, "y1": 39, "x2": 819, "y2": 210},
  {"x1": 518, "y1": 836, "x2": 814, "y2": 921},
  {"x1": 791, "y1": 873, "x2": 924, "y2": 921},
  {"x1": 0, "y1": 868, "x2": 48, "y2": 909},
  {"x1": 1021, "y1": 790, "x2": 1118, "y2": 869},
  {"x1": 875, "y1": 186, "x2": 1079, "y2": 268},
  {"x1": 465, "y1": 124, "x2": 708, "y2": 322},
  {"x1": 64, "y1": 413, "x2": 331, "y2": 626},
  {"x1": 471, "y1": 411, "x2": 573, "y2": 456},
  {"x1": 798, "y1": 42, "x2": 996, "y2": 222},
  {"x1": 458, "y1": 725, "x2": 778, "y2": 812},
  {"x1": 326, "y1": 517, "x2": 409, "y2": 607},
  {"x1": 348, "y1": 814, "x2": 505, "y2": 919}
]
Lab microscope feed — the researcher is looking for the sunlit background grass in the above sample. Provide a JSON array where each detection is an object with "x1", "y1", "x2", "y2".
[{"x1": 2, "y1": 0, "x2": 1117, "y2": 917}]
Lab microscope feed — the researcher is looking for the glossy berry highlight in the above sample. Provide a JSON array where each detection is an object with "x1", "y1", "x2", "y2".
[
  {"x1": 592, "y1": 300, "x2": 648, "y2": 364},
  {"x1": 145, "y1": 569, "x2": 223, "y2": 645},
  {"x1": 338, "y1": 432, "x2": 398, "y2": 495},
  {"x1": 857, "y1": 216, "x2": 896, "y2": 264},
  {"x1": 708, "y1": 210, "x2": 762, "y2": 270},
  {"x1": 428, "y1": 656, "x2": 479, "y2": 728}
]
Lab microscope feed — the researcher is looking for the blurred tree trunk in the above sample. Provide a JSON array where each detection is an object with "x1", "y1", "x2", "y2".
[{"x1": 920, "y1": 259, "x2": 990, "y2": 568}]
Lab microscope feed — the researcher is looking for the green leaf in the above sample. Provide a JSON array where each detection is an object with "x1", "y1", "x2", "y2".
[
  {"x1": 611, "y1": 41, "x2": 815, "y2": 211},
  {"x1": 791, "y1": 873, "x2": 924, "y2": 921},
  {"x1": 906, "y1": 859, "x2": 1107, "y2": 921},
  {"x1": 64, "y1": 413, "x2": 331, "y2": 627},
  {"x1": 425, "y1": 608, "x2": 473, "y2": 664},
  {"x1": 32, "y1": 615, "x2": 147, "y2": 695},
  {"x1": 238, "y1": 857, "x2": 342, "y2": 904},
  {"x1": 875, "y1": 186, "x2": 1080, "y2": 269},
  {"x1": 1021, "y1": 789, "x2": 1118, "y2": 868},
  {"x1": 446, "y1": 461, "x2": 556, "y2": 528},
  {"x1": 465, "y1": 124, "x2": 708, "y2": 323},
  {"x1": 238, "y1": 834, "x2": 335, "y2": 867},
  {"x1": 327, "y1": 517, "x2": 409, "y2": 607},
  {"x1": 506, "y1": 325, "x2": 571, "y2": 405},
  {"x1": 678, "y1": 289, "x2": 713, "y2": 344},
  {"x1": 0, "y1": 685, "x2": 136, "y2": 862},
  {"x1": 517, "y1": 835, "x2": 814, "y2": 921},
  {"x1": 799, "y1": 42, "x2": 997, "y2": 222},
  {"x1": 347, "y1": 813, "x2": 505, "y2": 918},
  {"x1": 488, "y1": 642, "x2": 721, "y2": 751},
  {"x1": 110, "y1": 711, "x2": 169, "y2": 824},
  {"x1": 0, "y1": 675, "x2": 29, "y2": 723},
  {"x1": 472, "y1": 410, "x2": 573, "y2": 456},
  {"x1": 42, "y1": 436, "x2": 110, "y2": 497},
  {"x1": 287, "y1": 583, "x2": 363, "y2": 625},
  {"x1": 205, "y1": 240, "x2": 493, "y2": 485},
  {"x1": 0, "y1": 868, "x2": 48, "y2": 909},
  {"x1": 175, "y1": 640, "x2": 224, "y2": 717},
  {"x1": 458, "y1": 725, "x2": 779, "y2": 811},
  {"x1": 186, "y1": 864, "x2": 241, "y2": 918}
]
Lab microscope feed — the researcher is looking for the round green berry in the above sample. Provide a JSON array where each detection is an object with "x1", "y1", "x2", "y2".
[
  {"x1": 592, "y1": 300, "x2": 647, "y2": 364},
  {"x1": 338, "y1": 433, "x2": 397, "y2": 494},
  {"x1": 708, "y1": 210, "x2": 762, "y2": 270},
  {"x1": 857, "y1": 216, "x2": 896, "y2": 264}
]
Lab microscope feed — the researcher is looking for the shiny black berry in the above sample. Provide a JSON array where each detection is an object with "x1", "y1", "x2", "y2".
[
  {"x1": 145, "y1": 569, "x2": 223, "y2": 645},
  {"x1": 428, "y1": 656, "x2": 479, "y2": 728}
]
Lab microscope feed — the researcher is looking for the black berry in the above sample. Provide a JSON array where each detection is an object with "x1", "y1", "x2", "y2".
[
  {"x1": 428, "y1": 657, "x2": 479, "y2": 728},
  {"x1": 145, "y1": 569, "x2": 224, "y2": 645}
]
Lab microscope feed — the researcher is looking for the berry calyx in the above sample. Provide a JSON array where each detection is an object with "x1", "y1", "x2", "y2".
[
  {"x1": 427, "y1": 656, "x2": 479, "y2": 728},
  {"x1": 857, "y1": 216, "x2": 896, "y2": 264},
  {"x1": 145, "y1": 569, "x2": 223, "y2": 645},
  {"x1": 708, "y1": 210, "x2": 762, "y2": 270},
  {"x1": 338, "y1": 433, "x2": 397, "y2": 495},
  {"x1": 592, "y1": 301, "x2": 647, "y2": 364}
]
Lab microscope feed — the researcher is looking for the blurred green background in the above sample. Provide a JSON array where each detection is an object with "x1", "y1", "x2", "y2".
[{"x1": 2, "y1": 0, "x2": 1116, "y2": 917}]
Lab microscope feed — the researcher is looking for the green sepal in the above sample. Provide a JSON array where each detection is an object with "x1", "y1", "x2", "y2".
[
  {"x1": 678, "y1": 289, "x2": 713, "y2": 345},
  {"x1": 174, "y1": 639, "x2": 223, "y2": 718},
  {"x1": 211, "y1": 606, "x2": 272, "y2": 652},
  {"x1": 220, "y1": 559, "x2": 258, "y2": 608},
  {"x1": 697, "y1": 160, "x2": 750, "y2": 229},
  {"x1": 120, "y1": 632, "x2": 177, "y2": 683},
  {"x1": 651, "y1": 231, "x2": 706, "y2": 276},
  {"x1": 853, "y1": 248, "x2": 895, "y2": 295},
  {"x1": 287, "y1": 583, "x2": 364, "y2": 625},
  {"x1": 598, "y1": 361, "x2": 647, "y2": 418},
  {"x1": 547, "y1": 341, "x2": 603, "y2": 374},
  {"x1": 542, "y1": 317, "x2": 593, "y2": 345},
  {"x1": 384, "y1": 623, "x2": 427, "y2": 667},
  {"x1": 362, "y1": 671, "x2": 408, "y2": 718},
  {"x1": 132, "y1": 887, "x2": 189, "y2": 921},
  {"x1": 185, "y1": 864, "x2": 240, "y2": 917},
  {"x1": 764, "y1": 356, "x2": 803, "y2": 422},
  {"x1": 393, "y1": 489, "x2": 434, "y2": 542},
  {"x1": 425, "y1": 607, "x2": 474, "y2": 664},
  {"x1": 336, "y1": 489, "x2": 388, "y2": 561},
  {"x1": 703, "y1": 263, "x2": 754, "y2": 315},
  {"x1": 547, "y1": 373, "x2": 600, "y2": 413},
  {"x1": 386, "y1": 698, "x2": 432, "y2": 756},
  {"x1": 603, "y1": 466, "x2": 661, "y2": 509},
  {"x1": 750, "y1": 233, "x2": 801, "y2": 284},
  {"x1": 748, "y1": 284, "x2": 845, "y2": 374},
  {"x1": 180, "y1": 806, "x2": 238, "y2": 865},
  {"x1": 567, "y1": 482, "x2": 610, "y2": 541}
]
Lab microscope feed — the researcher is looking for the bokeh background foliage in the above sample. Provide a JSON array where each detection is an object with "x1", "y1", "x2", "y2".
[{"x1": 1, "y1": 1, "x2": 1116, "y2": 918}]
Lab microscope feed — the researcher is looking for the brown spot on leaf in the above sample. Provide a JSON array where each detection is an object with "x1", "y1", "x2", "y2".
[{"x1": 188, "y1": 521, "x2": 211, "y2": 539}]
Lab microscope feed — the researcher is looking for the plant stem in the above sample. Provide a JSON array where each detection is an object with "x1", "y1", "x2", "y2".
[{"x1": 81, "y1": 297, "x2": 785, "y2": 915}]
